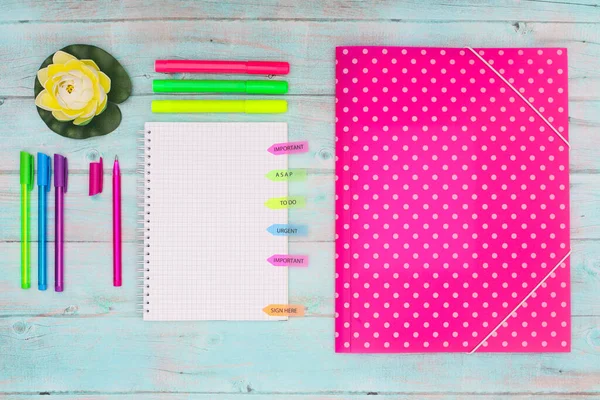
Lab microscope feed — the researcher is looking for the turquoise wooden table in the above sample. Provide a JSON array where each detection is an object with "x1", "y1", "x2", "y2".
[{"x1": 1, "y1": 1, "x2": 600, "y2": 399}]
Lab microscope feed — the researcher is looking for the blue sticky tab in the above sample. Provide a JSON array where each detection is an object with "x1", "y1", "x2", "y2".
[
  {"x1": 267, "y1": 224, "x2": 308, "y2": 237},
  {"x1": 37, "y1": 152, "x2": 51, "y2": 190}
]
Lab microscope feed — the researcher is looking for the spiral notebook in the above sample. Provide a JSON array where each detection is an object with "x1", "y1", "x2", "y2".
[{"x1": 141, "y1": 122, "x2": 289, "y2": 321}]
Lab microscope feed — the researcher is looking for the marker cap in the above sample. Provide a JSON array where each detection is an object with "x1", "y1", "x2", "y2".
[
  {"x1": 20, "y1": 151, "x2": 34, "y2": 191},
  {"x1": 246, "y1": 80, "x2": 288, "y2": 94},
  {"x1": 54, "y1": 154, "x2": 68, "y2": 193},
  {"x1": 89, "y1": 157, "x2": 103, "y2": 196},
  {"x1": 246, "y1": 61, "x2": 289, "y2": 75},
  {"x1": 245, "y1": 100, "x2": 287, "y2": 114},
  {"x1": 37, "y1": 153, "x2": 51, "y2": 191}
]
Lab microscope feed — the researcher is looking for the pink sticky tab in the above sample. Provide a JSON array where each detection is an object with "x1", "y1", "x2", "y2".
[
  {"x1": 267, "y1": 254, "x2": 308, "y2": 267},
  {"x1": 267, "y1": 141, "x2": 308, "y2": 155}
]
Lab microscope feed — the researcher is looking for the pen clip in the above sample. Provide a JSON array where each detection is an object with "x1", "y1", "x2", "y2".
[
  {"x1": 63, "y1": 157, "x2": 68, "y2": 193},
  {"x1": 28, "y1": 156, "x2": 34, "y2": 192}
]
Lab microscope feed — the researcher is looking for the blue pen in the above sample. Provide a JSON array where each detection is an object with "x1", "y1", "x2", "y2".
[{"x1": 37, "y1": 153, "x2": 51, "y2": 291}]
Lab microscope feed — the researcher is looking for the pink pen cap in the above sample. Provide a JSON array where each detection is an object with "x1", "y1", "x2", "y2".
[
  {"x1": 89, "y1": 157, "x2": 103, "y2": 196},
  {"x1": 155, "y1": 60, "x2": 290, "y2": 75}
]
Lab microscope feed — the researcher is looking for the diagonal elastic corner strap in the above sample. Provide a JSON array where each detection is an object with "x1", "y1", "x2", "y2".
[
  {"x1": 468, "y1": 250, "x2": 572, "y2": 354},
  {"x1": 464, "y1": 47, "x2": 570, "y2": 149}
]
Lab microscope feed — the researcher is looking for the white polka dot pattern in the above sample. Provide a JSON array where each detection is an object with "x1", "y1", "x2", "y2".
[{"x1": 334, "y1": 47, "x2": 570, "y2": 353}]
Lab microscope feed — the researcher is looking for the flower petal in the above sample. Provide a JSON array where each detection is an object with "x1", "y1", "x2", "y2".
[
  {"x1": 98, "y1": 71, "x2": 111, "y2": 93},
  {"x1": 52, "y1": 51, "x2": 77, "y2": 64},
  {"x1": 96, "y1": 94, "x2": 108, "y2": 116},
  {"x1": 37, "y1": 68, "x2": 49, "y2": 86},
  {"x1": 52, "y1": 110, "x2": 76, "y2": 121},
  {"x1": 35, "y1": 89, "x2": 60, "y2": 111},
  {"x1": 81, "y1": 59, "x2": 100, "y2": 71},
  {"x1": 97, "y1": 85, "x2": 106, "y2": 103},
  {"x1": 64, "y1": 59, "x2": 82, "y2": 70},
  {"x1": 82, "y1": 65, "x2": 99, "y2": 82},
  {"x1": 68, "y1": 69, "x2": 86, "y2": 79},
  {"x1": 48, "y1": 64, "x2": 68, "y2": 76},
  {"x1": 73, "y1": 115, "x2": 94, "y2": 126},
  {"x1": 79, "y1": 101, "x2": 97, "y2": 118}
]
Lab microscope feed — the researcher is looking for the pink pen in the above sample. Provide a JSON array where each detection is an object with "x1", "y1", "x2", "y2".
[
  {"x1": 155, "y1": 60, "x2": 289, "y2": 75},
  {"x1": 112, "y1": 156, "x2": 122, "y2": 287}
]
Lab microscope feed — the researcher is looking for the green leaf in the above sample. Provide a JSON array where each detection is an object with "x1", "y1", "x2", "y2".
[
  {"x1": 34, "y1": 44, "x2": 131, "y2": 139},
  {"x1": 36, "y1": 103, "x2": 122, "y2": 140}
]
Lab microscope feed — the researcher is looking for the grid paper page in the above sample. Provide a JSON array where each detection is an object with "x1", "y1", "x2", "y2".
[{"x1": 143, "y1": 122, "x2": 288, "y2": 321}]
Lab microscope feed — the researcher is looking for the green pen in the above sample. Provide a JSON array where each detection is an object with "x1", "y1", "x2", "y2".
[
  {"x1": 153, "y1": 79, "x2": 288, "y2": 95},
  {"x1": 20, "y1": 151, "x2": 34, "y2": 289}
]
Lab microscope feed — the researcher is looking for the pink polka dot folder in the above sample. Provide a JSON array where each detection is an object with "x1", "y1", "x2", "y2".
[{"x1": 335, "y1": 47, "x2": 570, "y2": 353}]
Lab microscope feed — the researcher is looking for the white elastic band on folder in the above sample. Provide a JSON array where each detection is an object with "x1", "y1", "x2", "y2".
[
  {"x1": 469, "y1": 249, "x2": 572, "y2": 354},
  {"x1": 464, "y1": 47, "x2": 570, "y2": 149}
]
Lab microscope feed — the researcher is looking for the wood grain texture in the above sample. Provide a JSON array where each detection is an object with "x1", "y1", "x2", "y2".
[
  {"x1": 0, "y1": 20, "x2": 599, "y2": 98},
  {"x1": 3, "y1": 396, "x2": 600, "y2": 400},
  {"x1": 0, "y1": 314, "x2": 599, "y2": 394},
  {"x1": 0, "y1": 0, "x2": 599, "y2": 22},
  {"x1": 0, "y1": 0, "x2": 599, "y2": 398},
  {"x1": 0, "y1": 96, "x2": 599, "y2": 172},
  {"x1": 2, "y1": 173, "x2": 600, "y2": 242}
]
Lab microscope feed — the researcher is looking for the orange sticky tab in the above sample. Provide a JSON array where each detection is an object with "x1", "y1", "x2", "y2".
[{"x1": 262, "y1": 304, "x2": 305, "y2": 317}]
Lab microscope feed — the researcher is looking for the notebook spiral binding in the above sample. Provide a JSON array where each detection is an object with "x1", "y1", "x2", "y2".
[{"x1": 137, "y1": 129, "x2": 151, "y2": 315}]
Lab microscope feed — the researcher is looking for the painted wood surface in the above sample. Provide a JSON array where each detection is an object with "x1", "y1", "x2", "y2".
[{"x1": 0, "y1": 1, "x2": 599, "y2": 398}]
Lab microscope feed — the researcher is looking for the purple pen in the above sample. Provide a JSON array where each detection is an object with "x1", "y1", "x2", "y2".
[{"x1": 54, "y1": 154, "x2": 68, "y2": 292}]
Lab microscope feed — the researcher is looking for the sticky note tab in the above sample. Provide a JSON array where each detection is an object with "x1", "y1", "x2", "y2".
[
  {"x1": 267, "y1": 254, "x2": 308, "y2": 267},
  {"x1": 267, "y1": 141, "x2": 308, "y2": 155},
  {"x1": 267, "y1": 224, "x2": 308, "y2": 237},
  {"x1": 265, "y1": 196, "x2": 306, "y2": 209},
  {"x1": 263, "y1": 304, "x2": 305, "y2": 317},
  {"x1": 266, "y1": 169, "x2": 307, "y2": 182}
]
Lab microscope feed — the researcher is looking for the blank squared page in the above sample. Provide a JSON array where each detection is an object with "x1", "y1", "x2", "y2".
[{"x1": 143, "y1": 122, "x2": 288, "y2": 321}]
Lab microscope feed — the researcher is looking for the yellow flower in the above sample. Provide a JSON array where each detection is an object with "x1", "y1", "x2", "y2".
[{"x1": 35, "y1": 51, "x2": 111, "y2": 126}]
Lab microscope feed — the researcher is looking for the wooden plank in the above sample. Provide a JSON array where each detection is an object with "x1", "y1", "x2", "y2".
[
  {"x1": 0, "y1": 239, "x2": 598, "y2": 318},
  {"x1": 3, "y1": 395, "x2": 600, "y2": 399},
  {"x1": 0, "y1": 242, "x2": 335, "y2": 317},
  {"x1": 0, "y1": 96, "x2": 598, "y2": 172},
  {"x1": 0, "y1": 172, "x2": 598, "y2": 242},
  {"x1": 0, "y1": 95, "x2": 336, "y2": 171},
  {"x1": 0, "y1": 312, "x2": 598, "y2": 394},
  {"x1": 0, "y1": 21, "x2": 599, "y2": 98},
  {"x1": 0, "y1": 0, "x2": 599, "y2": 23}
]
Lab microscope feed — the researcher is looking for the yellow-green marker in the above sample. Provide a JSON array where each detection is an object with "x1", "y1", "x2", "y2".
[{"x1": 151, "y1": 100, "x2": 287, "y2": 114}]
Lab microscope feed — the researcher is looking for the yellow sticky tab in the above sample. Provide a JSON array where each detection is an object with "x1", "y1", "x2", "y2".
[
  {"x1": 265, "y1": 196, "x2": 306, "y2": 209},
  {"x1": 262, "y1": 304, "x2": 305, "y2": 317}
]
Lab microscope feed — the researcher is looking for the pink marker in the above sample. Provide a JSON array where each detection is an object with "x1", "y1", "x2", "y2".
[
  {"x1": 155, "y1": 60, "x2": 289, "y2": 75},
  {"x1": 112, "y1": 156, "x2": 122, "y2": 287}
]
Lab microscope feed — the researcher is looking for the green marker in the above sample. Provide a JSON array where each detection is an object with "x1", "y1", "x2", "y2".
[
  {"x1": 266, "y1": 169, "x2": 307, "y2": 182},
  {"x1": 153, "y1": 80, "x2": 288, "y2": 95},
  {"x1": 20, "y1": 151, "x2": 34, "y2": 289},
  {"x1": 265, "y1": 196, "x2": 306, "y2": 209}
]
